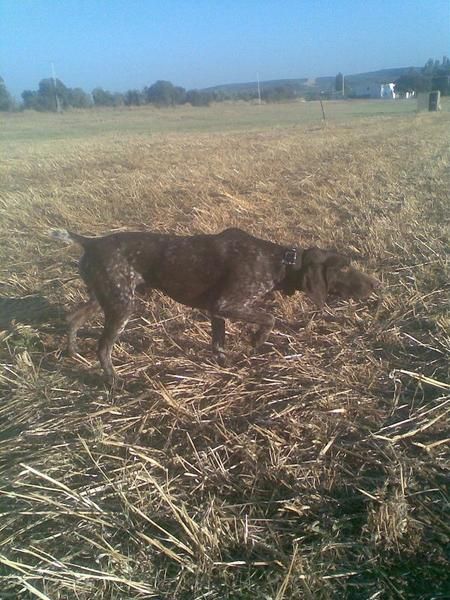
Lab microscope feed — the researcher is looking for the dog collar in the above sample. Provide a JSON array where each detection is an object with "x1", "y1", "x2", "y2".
[{"x1": 282, "y1": 248, "x2": 297, "y2": 266}]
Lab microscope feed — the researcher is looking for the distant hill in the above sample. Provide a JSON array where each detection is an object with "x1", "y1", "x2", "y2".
[
  {"x1": 343, "y1": 67, "x2": 418, "y2": 88},
  {"x1": 203, "y1": 67, "x2": 419, "y2": 96},
  {"x1": 203, "y1": 78, "x2": 309, "y2": 94}
]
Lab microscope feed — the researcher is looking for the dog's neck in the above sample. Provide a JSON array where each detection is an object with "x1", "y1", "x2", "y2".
[
  {"x1": 277, "y1": 247, "x2": 303, "y2": 296},
  {"x1": 282, "y1": 248, "x2": 298, "y2": 266}
]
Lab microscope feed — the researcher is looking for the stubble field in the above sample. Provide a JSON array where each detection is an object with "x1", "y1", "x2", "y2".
[{"x1": 1, "y1": 100, "x2": 449, "y2": 599}]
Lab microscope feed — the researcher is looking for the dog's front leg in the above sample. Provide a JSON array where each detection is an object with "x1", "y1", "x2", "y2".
[
  {"x1": 250, "y1": 318, "x2": 275, "y2": 348},
  {"x1": 211, "y1": 315, "x2": 226, "y2": 365},
  {"x1": 213, "y1": 302, "x2": 275, "y2": 351}
]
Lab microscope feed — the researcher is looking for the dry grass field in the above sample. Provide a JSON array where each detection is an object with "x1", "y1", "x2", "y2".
[{"x1": 1, "y1": 100, "x2": 449, "y2": 599}]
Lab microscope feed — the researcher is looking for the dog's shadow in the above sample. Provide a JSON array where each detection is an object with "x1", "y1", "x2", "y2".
[{"x1": 0, "y1": 294, "x2": 65, "y2": 329}]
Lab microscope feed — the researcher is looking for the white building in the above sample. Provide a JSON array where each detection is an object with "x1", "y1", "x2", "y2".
[
  {"x1": 380, "y1": 83, "x2": 396, "y2": 99},
  {"x1": 347, "y1": 81, "x2": 416, "y2": 99}
]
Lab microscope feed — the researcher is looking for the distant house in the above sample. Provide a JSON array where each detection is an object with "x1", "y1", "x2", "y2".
[
  {"x1": 350, "y1": 81, "x2": 401, "y2": 99},
  {"x1": 397, "y1": 89, "x2": 416, "y2": 99},
  {"x1": 380, "y1": 83, "x2": 396, "y2": 99}
]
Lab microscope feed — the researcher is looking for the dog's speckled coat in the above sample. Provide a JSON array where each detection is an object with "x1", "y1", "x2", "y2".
[{"x1": 52, "y1": 227, "x2": 379, "y2": 382}]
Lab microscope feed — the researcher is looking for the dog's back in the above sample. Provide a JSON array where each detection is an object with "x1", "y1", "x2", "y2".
[{"x1": 54, "y1": 227, "x2": 285, "y2": 309}]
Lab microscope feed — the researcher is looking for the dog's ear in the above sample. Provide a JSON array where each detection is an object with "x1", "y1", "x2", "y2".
[
  {"x1": 323, "y1": 253, "x2": 350, "y2": 291},
  {"x1": 301, "y1": 251, "x2": 350, "y2": 306},
  {"x1": 324, "y1": 253, "x2": 350, "y2": 270}
]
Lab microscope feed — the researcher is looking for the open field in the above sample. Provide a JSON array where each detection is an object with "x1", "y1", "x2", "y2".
[
  {"x1": 0, "y1": 98, "x2": 428, "y2": 144},
  {"x1": 1, "y1": 101, "x2": 449, "y2": 599}
]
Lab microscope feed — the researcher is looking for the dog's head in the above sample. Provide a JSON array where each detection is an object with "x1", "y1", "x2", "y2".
[{"x1": 293, "y1": 247, "x2": 380, "y2": 307}]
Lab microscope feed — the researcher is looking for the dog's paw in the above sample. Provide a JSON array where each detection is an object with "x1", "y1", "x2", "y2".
[{"x1": 213, "y1": 349, "x2": 228, "y2": 368}]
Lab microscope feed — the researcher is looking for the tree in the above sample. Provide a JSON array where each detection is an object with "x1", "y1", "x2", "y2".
[
  {"x1": 432, "y1": 75, "x2": 450, "y2": 95},
  {"x1": 431, "y1": 56, "x2": 450, "y2": 95},
  {"x1": 92, "y1": 87, "x2": 116, "y2": 107},
  {"x1": 335, "y1": 72, "x2": 344, "y2": 94},
  {"x1": 21, "y1": 78, "x2": 71, "y2": 111},
  {"x1": 124, "y1": 89, "x2": 145, "y2": 106},
  {"x1": 185, "y1": 89, "x2": 212, "y2": 106},
  {"x1": 211, "y1": 90, "x2": 228, "y2": 102},
  {"x1": 173, "y1": 85, "x2": 186, "y2": 105},
  {"x1": 67, "y1": 87, "x2": 92, "y2": 108},
  {"x1": 423, "y1": 58, "x2": 435, "y2": 75},
  {"x1": 92, "y1": 88, "x2": 124, "y2": 107},
  {"x1": 112, "y1": 92, "x2": 125, "y2": 107},
  {"x1": 422, "y1": 57, "x2": 450, "y2": 76},
  {"x1": 22, "y1": 89, "x2": 39, "y2": 110},
  {"x1": 21, "y1": 79, "x2": 92, "y2": 110},
  {"x1": 394, "y1": 70, "x2": 431, "y2": 94},
  {"x1": 144, "y1": 80, "x2": 185, "y2": 106},
  {"x1": 37, "y1": 78, "x2": 70, "y2": 110},
  {"x1": 0, "y1": 77, "x2": 14, "y2": 110}
]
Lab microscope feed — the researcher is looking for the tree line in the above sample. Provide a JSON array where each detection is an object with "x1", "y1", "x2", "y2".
[
  {"x1": 394, "y1": 57, "x2": 450, "y2": 95},
  {"x1": 0, "y1": 77, "x2": 265, "y2": 112},
  {"x1": 335, "y1": 57, "x2": 450, "y2": 98},
  {"x1": 0, "y1": 77, "x2": 221, "y2": 111},
  {"x1": 1, "y1": 57, "x2": 448, "y2": 112},
  {"x1": 0, "y1": 76, "x2": 306, "y2": 112}
]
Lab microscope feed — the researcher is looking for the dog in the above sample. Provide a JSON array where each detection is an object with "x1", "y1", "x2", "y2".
[{"x1": 51, "y1": 227, "x2": 380, "y2": 382}]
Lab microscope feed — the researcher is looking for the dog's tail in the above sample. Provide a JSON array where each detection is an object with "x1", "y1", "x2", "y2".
[{"x1": 49, "y1": 228, "x2": 93, "y2": 247}]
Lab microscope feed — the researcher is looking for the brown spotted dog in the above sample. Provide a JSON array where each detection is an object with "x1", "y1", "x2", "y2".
[{"x1": 51, "y1": 228, "x2": 380, "y2": 383}]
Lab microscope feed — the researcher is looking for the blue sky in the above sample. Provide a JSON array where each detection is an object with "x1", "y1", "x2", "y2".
[{"x1": 1, "y1": 0, "x2": 449, "y2": 99}]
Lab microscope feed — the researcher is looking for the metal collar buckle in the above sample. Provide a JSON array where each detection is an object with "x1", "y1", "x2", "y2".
[{"x1": 282, "y1": 248, "x2": 297, "y2": 265}]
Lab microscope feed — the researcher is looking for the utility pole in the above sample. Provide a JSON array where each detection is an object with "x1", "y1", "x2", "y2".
[
  {"x1": 257, "y1": 72, "x2": 261, "y2": 104},
  {"x1": 342, "y1": 73, "x2": 345, "y2": 97},
  {"x1": 51, "y1": 62, "x2": 62, "y2": 113}
]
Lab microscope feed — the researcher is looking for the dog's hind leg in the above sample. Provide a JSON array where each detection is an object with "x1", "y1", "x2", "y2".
[
  {"x1": 95, "y1": 272, "x2": 139, "y2": 383},
  {"x1": 79, "y1": 253, "x2": 142, "y2": 383},
  {"x1": 66, "y1": 297, "x2": 100, "y2": 356},
  {"x1": 97, "y1": 300, "x2": 134, "y2": 384}
]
